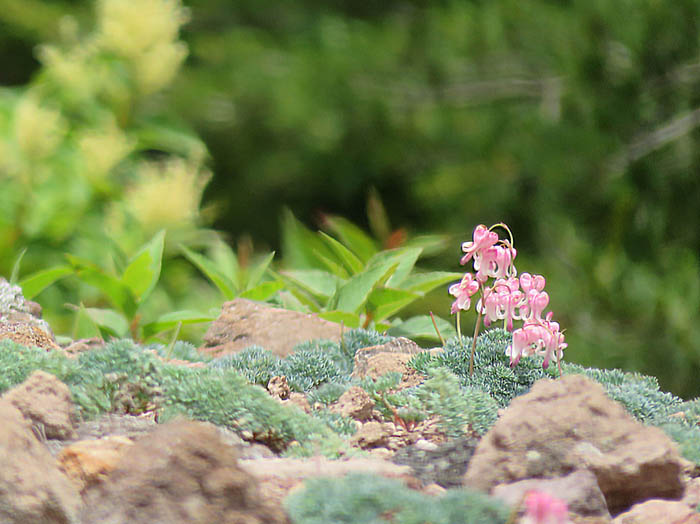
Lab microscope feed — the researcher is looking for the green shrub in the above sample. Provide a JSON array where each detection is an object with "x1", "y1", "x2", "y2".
[
  {"x1": 307, "y1": 381, "x2": 350, "y2": 406},
  {"x1": 292, "y1": 339, "x2": 354, "y2": 376},
  {"x1": 415, "y1": 367, "x2": 499, "y2": 437},
  {"x1": 208, "y1": 346, "x2": 281, "y2": 386},
  {"x1": 279, "y1": 349, "x2": 348, "y2": 392},
  {"x1": 284, "y1": 473, "x2": 510, "y2": 524},
  {"x1": 0, "y1": 339, "x2": 74, "y2": 393}
]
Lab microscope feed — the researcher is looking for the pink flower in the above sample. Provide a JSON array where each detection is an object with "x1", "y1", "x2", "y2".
[
  {"x1": 460, "y1": 225, "x2": 498, "y2": 266},
  {"x1": 521, "y1": 491, "x2": 570, "y2": 524},
  {"x1": 448, "y1": 273, "x2": 480, "y2": 314}
]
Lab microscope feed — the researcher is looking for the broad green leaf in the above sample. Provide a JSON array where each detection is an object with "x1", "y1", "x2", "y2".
[
  {"x1": 9, "y1": 247, "x2": 27, "y2": 284},
  {"x1": 180, "y1": 244, "x2": 237, "y2": 299},
  {"x1": 81, "y1": 307, "x2": 130, "y2": 338},
  {"x1": 269, "y1": 269, "x2": 325, "y2": 310},
  {"x1": 65, "y1": 254, "x2": 137, "y2": 317},
  {"x1": 245, "y1": 251, "x2": 276, "y2": 289},
  {"x1": 368, "y1": 247, "x2": 422, "y2": 287},
  {"x1": 19, "y1": 265, "x2": 73, "y2": 299},
  {"x1": 70, "y1": 304, "x2": 103, "y2": 339},
  {"x1": 317, "y1": 231, "x2": 364, "y2": 275},
  {"x1": 279, "y1": 269, "x2": 341, "y2": 299},
  {"x1": 333, "y1": 260, "x2": 399, "y2": 314},
  {"x1": 141, "y1": 310, "x2": 217, "y2": 339},
  {"x1": 399, "y1": 271, "x2": 464, "y2": 295},
  {"x1": 387, "y1": 315, "x2": 456, "y2": 341},
  {"x1": 210, "y1": 240, "x2": 241, "y2": 288},
  {"x1": 122, "y1": 230, "x2": 165, "y2": 304},
  {"x1": 368, "y1": 288, "x2": 421, "y2": 321},
  {"x1": 314, "y1": 250, "x2": 350, "y2": 279},
  {"x1": 322, "y1": 215, "x2": 378, "y2": 263},
  {"x1": 277, "y1": 290, "x2": 311, "y2": 313},
  {"x1": 281, "y1": 208, "x2": 336, "y2": 269},
  {"x1": 402, "y1": 234, "x2": 453, "y2": 257},
  {"x1": 239, "y1": 280, "x2": 284, "y2": 301},
  {"x1": 317, "y1": 310, "x2": 361, "y2": 328}
]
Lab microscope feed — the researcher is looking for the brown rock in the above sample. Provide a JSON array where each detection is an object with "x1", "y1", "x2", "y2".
[
  {"x1": 463, "y1": 374, "x2": 686, "y2": 515},
  {"x1": 79, "y1": 418, "x2": 287, "y2": 524},
  {"x1": 351, "y1": 337, "x2": 424, "y2": 380},
  {"x1": 199, "y1": 298, "x2": 342, "y2": 357},
  {"x1": 0, "y1": 320, "x2": 60, "y2": 350},
  {"x1": 612, "y1": 499, "x2": 700, "y2": 524},
  {"x1": 351, "y1": 421, "x2": 395, "y2": 449},
  {"x1": 492, "y1": 469, "x2": 610, "y2": 518},
  {"x1": 239, "y1": 456, "x2": 418, "y2": 506},
  {"x1": 57, "y1": 436, "x2": 134, "y2": 494},
  {"x1": 3, "y1": 369, "x2": 76, "y2": 440},
  {"x1": 268, "y1": 375, "x2": 291, "y2": 400},
  {"x1": 0, "y1": 400, "x2": 81, "y2": 523},
  {"x1": 331, "y1": 386, "x2": 375, "y2": 421},
  {"x1": 286, "y1": 392, "x2": 311, "y2": 413}
]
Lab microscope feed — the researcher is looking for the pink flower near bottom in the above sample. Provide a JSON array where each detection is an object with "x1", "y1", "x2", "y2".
[{"x1": 520, "y1": 491, "x2": 570, "y2": 524}]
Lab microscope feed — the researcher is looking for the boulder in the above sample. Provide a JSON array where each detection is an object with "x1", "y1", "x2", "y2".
[
  {"x1": 612, "y1": 499, "x2": 700, "y2": 524},
  {"x1": 0, "y1": 400, "x2": 81, "y2": 523},
  {"x1": 464, "y1": 374, "x2": 686, "y2": 515},
  {"x1": 79, "y1": 418, "x2": 287, "y2": 524},
  {"x1": 57, "y1": 436, "x2": 134, "y2": 494},
  {"x1": 330, "y1": 386, "x2": 375, "y2": 421},
  {"x1": 199, "y1": 298, "x2": 341, "y2": 357},
  {"x1": 3, "y1": 369, "x2": 76, "y2": 440}
]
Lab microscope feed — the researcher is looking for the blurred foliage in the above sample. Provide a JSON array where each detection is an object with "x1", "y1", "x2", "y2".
[{"x1": 2, "y1": 0, "x2": 700, "y2": 396}]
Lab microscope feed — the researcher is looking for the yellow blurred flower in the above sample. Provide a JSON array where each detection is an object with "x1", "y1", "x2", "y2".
[
  {"x1": 14, "y1": 95, "x2": 66, "y2": 160},
  {"x1": 78, "y1": 118, "x2": 134, "y2": 182},
  {"x1": 121, "y1": 158, "x2": 211, "y2": 234}
]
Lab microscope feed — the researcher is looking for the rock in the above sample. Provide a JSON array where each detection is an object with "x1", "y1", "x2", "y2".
[
  {"x1": 79, "y1": 418, "x2": 287, "y2": 524},
  {"x1": 268, "y1": 375, "x2": 291, "y2": 400},
  {"x1": 463, "y1": 374, "x2": 686, "y2": 515},
  {"x1": 330, "y1": 386, "x2": 375, "y2": 421},
  {"x1": 0, "y1": 400, "x2": 82, "y2": 523},
  {"x1": 612, "y1": 499, "x2": 700, "y2": 524},
  {"x1": 492, "y1": 470, "x2": 610, "y2": 518},
  {"x1": 239, "y1": 456, "x2": 419, "y2": 507},
  {"x1": 351, "y1": 337, "x2": 425, "y2": 381},
  {"x1": 351, "y1": 420, "x2": 395, "y2": 449},
  {"x1": 2, "y1": 369, "x2": 76, "y2": 440},
  {"x1": 0, "y1": 276, "x2": 59, "y2": 348},
  {"x1": 392, "y1": 436, "x2": 480, "y2": 488},
  {"x1": 57, "y1": 436, "x2": 134, "y2": 494},
  {"x1": 199, "y1": 298, "x2": 342, "y2": 357}
]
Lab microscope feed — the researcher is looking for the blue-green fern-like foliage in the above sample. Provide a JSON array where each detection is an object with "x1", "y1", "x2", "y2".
[
  {"x1": 209, "y1": 345, "x2": 282, "y2": 386},
  {"x1": 284, "y1": 473, "x2": 510, "y2": 524}
]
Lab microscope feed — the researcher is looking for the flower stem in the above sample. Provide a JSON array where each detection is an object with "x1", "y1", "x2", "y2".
[{"x1": 468, "y1": 307, "x2": 483, "y2": 377}]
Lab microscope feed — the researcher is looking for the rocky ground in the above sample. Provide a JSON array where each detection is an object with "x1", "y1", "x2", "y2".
[{"x1": 1, "y1": 279, "x2": 700, "y2": 523}]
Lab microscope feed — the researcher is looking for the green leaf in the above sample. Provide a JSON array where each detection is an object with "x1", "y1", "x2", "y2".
[
  {"x1": 368, "y1": 288, "x2": 421, "y2": 321},
  {"x1": 269, "y1": 269, "x2": 325, "y2": 310},
  {"x1": 80, "y1": 307, "x2": 130, "y2": 338},
  {"x1": 322, "y1": 215, "x2": 378, "y2": 263},
  {"x1": 313, "y1": 250, "x2": 351, "y2": 279},
  {"x1": 122, "y1": 230, "x2": 165, "y2": 304},
  {"x1": 19, "y1": 265, "x2": 73, "y2": 299},
  {"x1": 399, "y1": 271, "x2": 464, "y2": 295},
  {"x1": 9, "y1": 248, "x2": 27, "y2": 284},
  {"x1": 281, "y1": 208, "x2": 335, "y2": 269},
  {"x1": 239, "y1": 280, "x2": 284, "y2": 301},
  {"x1": 317, "y1": 311, "x2": 361, "y2": 328},
  {"x1": 180, "y1": 244, "x2": 237, "y2": 299},
  {"x1": 279, "y1": 269, "x2": 341, "y2": 299},
  {"x1": 333, "y1": 260, "x2": 399, "y2": 314},
  {"x1": 141, "y1": 310, "x2": 217, "y2": 339},
  {"x1": 402, "y1": 234, "x2": 452, "y2": 257},
  {"x1": 387, "y1": 315, "x2": 457, "y2": 340},
  {"x1": 317, "y1": 231, "x2": 364, "y2": 275},
  {"x1": 66, "y1": 254, "x2": 137, "y2": 317},
  {"x1": 70, "y1": 303, "x2": 103, "y2": 339},
  {"x1": 209, "y1": 239, "x2": 241, "y2": 288},
  {"x1": 368, "y1": 247, "x2": 423, "y2": 287},
  {"x1": 245, "y1": 251, "x2": 276, "y2": 289}
]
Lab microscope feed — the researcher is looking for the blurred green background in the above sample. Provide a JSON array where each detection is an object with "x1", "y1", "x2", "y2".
[{"x1": 1, "y1": 0, "x2": 699, "y2": 398}]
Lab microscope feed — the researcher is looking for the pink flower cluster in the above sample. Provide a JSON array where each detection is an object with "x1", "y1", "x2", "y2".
[
  {"x1": 449, "y1": 224, "x2": 567, "y2": 370},
  {"x1": 521, "y1": 491, "x2": 570, "y2": 524}
]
